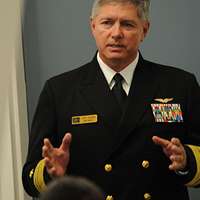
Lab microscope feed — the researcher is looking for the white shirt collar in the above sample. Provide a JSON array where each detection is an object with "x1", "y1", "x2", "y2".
[{"x1": 97, "y1": 52, "x2": 139, "y2": 94}]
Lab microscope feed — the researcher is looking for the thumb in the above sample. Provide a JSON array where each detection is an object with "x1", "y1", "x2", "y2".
[
  {"x1": 60, "y1": 133, "x2": 72, "y2": 152},
  {"x1": 152, "y1": 136, "x2": 170, "y2": 148}
]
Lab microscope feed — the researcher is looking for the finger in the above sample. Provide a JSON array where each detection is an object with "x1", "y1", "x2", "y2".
[
  {"x1": 152, "y1": 136, "x2": 170, "y2": 148},
  {"x1": 169, "y1": 161, "x2": 183, "y2": 171},
  {"x1": 162, "y1": 142, "x2": 173, "y2": 157},
  {"x1": 44, "y1": 157, "x2": 53, "y2": 170},
  {"x1": 169, "y1": 154, "x2": 187, "y2": 171},
  {"x1": 47, "y1": 166, "x2": 57, "y2": 176},
  {"x1": 171, "y1": 137, "x2": 183, "y2": 149},
  {"x1": 44, "y1": 138, "x2": 54, "y2": 151},
  {"x1": 42, "y1": 139, "x2": 54, "y2": 158},
  {"x1": 169, "y1": 162, "x2": 179, "y2": 171},
  {"x1": 170, "y1": 155, "x2": 183, "y2": 163},
  {"x1": 42, "y1": 145, "x2": 50, "y2": 158},
  {"x1": 163, "y1": 143, "x2": 183, "y2": 159},
  {"x1": 170, "y1": 144, "x2": 183, "y2": 155},
  {"x1": 60, "y1": 133, "x2": 72, "y2": 152}
]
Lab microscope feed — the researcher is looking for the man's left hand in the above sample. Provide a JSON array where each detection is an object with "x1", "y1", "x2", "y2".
[{"x1": 152, "y1": 136, "x2": 187, "y2": 171}]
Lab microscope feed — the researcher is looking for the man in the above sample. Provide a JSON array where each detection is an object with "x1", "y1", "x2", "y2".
[
  {"x1": 39, "y1": 176, "x2": 104, "y2": 200},
  {"x1": 22, "y1": 0, "x2": 200, "y2": 200}
]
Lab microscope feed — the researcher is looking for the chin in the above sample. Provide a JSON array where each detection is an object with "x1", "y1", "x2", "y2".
[
  {"x1": 108, "y1": 55, "x2": 127, "y2": 61},
  {"x1": 106, "y1": 52, "x2": 126, "y2": 59},
  {"x1": 100, "y1": 51, "x2": 127, "y2": 63}
]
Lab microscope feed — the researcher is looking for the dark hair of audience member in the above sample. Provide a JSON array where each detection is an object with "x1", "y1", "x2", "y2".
[{"x1": 39, "y1": 176, "x2": 104, "y2": 200}]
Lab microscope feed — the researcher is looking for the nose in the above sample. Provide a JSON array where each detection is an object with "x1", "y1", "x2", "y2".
[{"x1": 111, "y1": 23, "x2": 123, "y2": 40}]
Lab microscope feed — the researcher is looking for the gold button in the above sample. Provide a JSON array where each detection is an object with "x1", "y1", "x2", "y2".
[
  {"x1": 106, "y1": 195, "x2": 114, "y2": 200},
  {"x1": 144, "y1": 193, "x2": 151, "y2": 200},
  {"x1": 142, "y1": 160, "x2": 150, "y2": 168},
  {"x1": 29, "y1": 169, "x2": 34, "y2": 178},
  {"x1": 104, "y1": 164, "x2": 112, "y2": 172}
]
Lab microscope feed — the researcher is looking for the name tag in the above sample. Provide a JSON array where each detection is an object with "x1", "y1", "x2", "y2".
[
  {"x1": 72, "y1": 114, "x2": 98, "y2": 125},
  {"x1": 151, "y1": 103, "x2": 183, "y2": 123}
]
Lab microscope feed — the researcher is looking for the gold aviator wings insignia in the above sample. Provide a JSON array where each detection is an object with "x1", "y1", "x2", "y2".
[{"x1": 154, "y1": 98, "x2": 174, "y2": 103}]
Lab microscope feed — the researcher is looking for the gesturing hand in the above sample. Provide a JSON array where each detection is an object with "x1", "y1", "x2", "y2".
[
  {"x1": 152, "y1": 136, "x2": 187, "y2": 171},
  {"x1": 42, "y1": 133, "x2": 72, "y2": 178}
]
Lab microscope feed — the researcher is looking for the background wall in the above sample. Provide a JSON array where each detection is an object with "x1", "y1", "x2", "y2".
[
  {"x1": 23, "y1": 0, "x2": 200, "y2": 199},
  {"x1": 0, "y1": 0, "x2": 30, "y2": 199}
]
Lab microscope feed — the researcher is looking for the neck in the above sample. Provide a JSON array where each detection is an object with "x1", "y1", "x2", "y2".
[
  {"x1": 105, "y1": 60, "x2": 131, "y2": 72},
  {"x1": 101, "y1": 57, "x2": 137, "y2": 72}
]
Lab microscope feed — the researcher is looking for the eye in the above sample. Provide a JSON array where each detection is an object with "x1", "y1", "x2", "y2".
[
  {"x1": 121, "y1": 21, "x2": 136, "y2": 29},
  {"x1": 122, "y1": 22, "x2": 134, "y2": 28},
  {"x1": 101, "y1": 20, "x2": 113, "y2": 25},
  {"x1": 125, "y1": 23, "x2": 133, "y2": 27}
]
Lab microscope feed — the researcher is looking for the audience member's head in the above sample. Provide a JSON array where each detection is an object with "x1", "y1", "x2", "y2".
[{"x1": 39, "y1": 176, "x2": 104, "y2": 200}]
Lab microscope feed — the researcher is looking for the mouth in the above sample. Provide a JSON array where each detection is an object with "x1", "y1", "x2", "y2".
[{"x1": 107, "y1": 44, "x2": 125, "y2": 48}]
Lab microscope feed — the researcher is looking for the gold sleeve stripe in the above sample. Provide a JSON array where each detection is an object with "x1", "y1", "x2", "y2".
[
  {"x1": 186, "y1": 145, "x2": 200, "y2": 187},
  {"x1": 33, "y1": 159, "x2": 47, "y2": 192}
]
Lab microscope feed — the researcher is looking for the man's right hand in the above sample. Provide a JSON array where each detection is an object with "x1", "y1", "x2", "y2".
[{"x1": 42, "y1": 133, "x2": 72, "y2": 178}]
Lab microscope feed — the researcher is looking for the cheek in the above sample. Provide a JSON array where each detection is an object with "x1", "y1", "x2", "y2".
[
  {"x1": 127, "y1": 32, "x2": 143, "y2": 44},
  {"x1": 95, "y1": 26, "x2": 109, "y2": 35},
  {"x1": 95, "y1": 33, "x2": 109, "y2": 44}
]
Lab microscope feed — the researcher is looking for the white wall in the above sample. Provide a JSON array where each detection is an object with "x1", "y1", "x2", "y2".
[{"x1": 0, "y1": 0, "x2": 30, "y2": 199}]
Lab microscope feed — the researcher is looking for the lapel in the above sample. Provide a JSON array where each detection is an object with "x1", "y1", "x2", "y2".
[
  {"x1": 106, "y1": 55, "x2": 159, "y2": 158},
  {"x1": 79, "y1": 55, "x2": 121, "y2": 132}
]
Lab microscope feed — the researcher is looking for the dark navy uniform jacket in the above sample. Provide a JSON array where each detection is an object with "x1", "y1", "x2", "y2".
[{"x1": 22, "y1": 54, "x2": 200, "y2": 200}]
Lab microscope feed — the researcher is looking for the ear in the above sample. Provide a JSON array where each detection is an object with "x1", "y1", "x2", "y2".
[
  {"x1": 143, "y1": 21, "x2": 150, "y2": 37},
  {"x1": 141, "y1": 21, "x2": 150, "y2": 42},
  {"x1": 90, "y1": 17, "x2": 96, "y2": 35}
]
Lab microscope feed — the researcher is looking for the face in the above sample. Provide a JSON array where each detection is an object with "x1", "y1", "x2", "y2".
[{"x1": 91, "y1": 3, "x2": 149, "y2": 70}]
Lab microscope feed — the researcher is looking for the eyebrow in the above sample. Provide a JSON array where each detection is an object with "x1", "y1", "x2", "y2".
[
  {"x1": 99, "y1": 17, "x2": 114, "y2": 21},
  {"x1": 121, "y1": 19, "x2": 135, "y2": 23},
  {"x1": 100, "y1": 17, "x2": 135, "y2": 22}
]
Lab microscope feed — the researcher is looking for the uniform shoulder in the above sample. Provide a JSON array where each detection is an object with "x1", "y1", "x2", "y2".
[
  {"x1": 145, "y1": 59, "x2": 195, "y2": 79},
  {"x1": 42, "y1": 61, "x2": 93, "y2": 94},
  {"x1": 48, "y1": 62, "x2": 91, "y2": 84}
]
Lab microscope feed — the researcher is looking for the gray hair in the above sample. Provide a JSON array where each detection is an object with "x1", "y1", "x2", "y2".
[{"x1": 91, "y1": 0, "x2": 150, "y2": 21}]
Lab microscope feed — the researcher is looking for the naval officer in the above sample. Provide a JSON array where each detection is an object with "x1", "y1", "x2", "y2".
[{"x1": 22, "y1": 1, "x2": 200, "y2": 199}]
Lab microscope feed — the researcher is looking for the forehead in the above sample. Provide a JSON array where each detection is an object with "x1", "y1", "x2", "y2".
[{"x1": 95, "y1": 3, "x2": 139, "y2": 20}]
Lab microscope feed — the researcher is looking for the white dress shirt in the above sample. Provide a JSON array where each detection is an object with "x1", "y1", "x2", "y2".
[{"x1": 97, "y1": 52, "x2": 139, "y2": 95}]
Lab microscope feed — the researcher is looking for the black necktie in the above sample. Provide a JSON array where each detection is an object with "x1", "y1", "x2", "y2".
[{"x1": 112, "y1": 73, "x2": 127, "y2": 109}]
